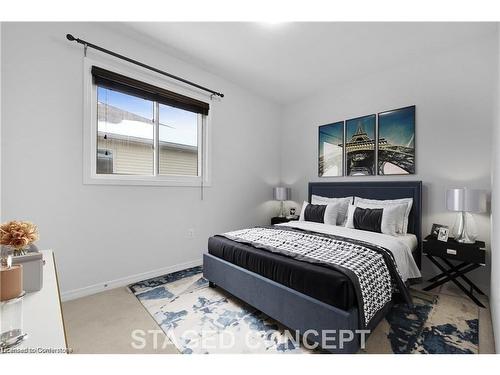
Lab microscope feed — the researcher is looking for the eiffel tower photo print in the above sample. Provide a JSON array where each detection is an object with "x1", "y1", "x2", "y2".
[
  {"x1": 377, "y1": 106, "x2": 416, "y2": 175},
  {"x1": 345, "y1": 114, "x2": 377, "y2": 176}
]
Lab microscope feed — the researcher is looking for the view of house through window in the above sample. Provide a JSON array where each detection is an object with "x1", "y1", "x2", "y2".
[
  {"x1": 97, "y1": 86, "x2": 200, "y2": 177},
  {"x1": 159, "y1": 103, "x2": 199, "y2": 176}
]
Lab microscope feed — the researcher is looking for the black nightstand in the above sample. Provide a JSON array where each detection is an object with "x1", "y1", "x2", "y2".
[
  {"x1": 271, "y1": 216, "x2": 299, "y2": 225},
  {"x1": 423, "y1": 235, "x2": 486, "y2": 307}
]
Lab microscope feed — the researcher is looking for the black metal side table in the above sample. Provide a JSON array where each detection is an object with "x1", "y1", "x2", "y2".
[{"x1": 423, "y1": 235, "x2": 486, "y2": 307}]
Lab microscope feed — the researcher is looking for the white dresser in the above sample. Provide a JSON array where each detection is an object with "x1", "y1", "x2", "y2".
[{"x1": 14, "y1": 250, "x2": 67, "y2": 353}]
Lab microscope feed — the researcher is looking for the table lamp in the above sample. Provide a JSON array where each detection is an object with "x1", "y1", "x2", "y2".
[
  {"x1": 446, "y1": 188, "x2": 486, "y2": 243},
  {"x1": 273, "y1": 187, "x2": 291, "y2": 218}
]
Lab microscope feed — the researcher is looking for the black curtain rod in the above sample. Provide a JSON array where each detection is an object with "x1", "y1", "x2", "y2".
[{"x1": 66, "y1": 34, "x2": 224, "y2": 98}]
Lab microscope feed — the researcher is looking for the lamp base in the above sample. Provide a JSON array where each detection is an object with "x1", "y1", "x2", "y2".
[
  {"x1": 456, "y1": 233, "x2": 475, "y2": 244},
  {"x1": 454, "y1": 211, "x2": 476, "y2": 244},
  {"x1": 278, "y1": 201, "x2": 286, "y2": 218}
]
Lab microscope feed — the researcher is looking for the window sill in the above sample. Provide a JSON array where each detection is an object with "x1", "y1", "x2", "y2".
[{"x1": 83, "y1": 174, "x2": 211, "y2": 187}]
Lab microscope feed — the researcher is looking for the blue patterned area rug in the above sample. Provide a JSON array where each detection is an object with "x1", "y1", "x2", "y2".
[
  {"x1": 365, "y1": 289, "x2": 479, "y2": 354},
  {"x1": 129, "y1": 267, "x2": 479, "y2": 354}
]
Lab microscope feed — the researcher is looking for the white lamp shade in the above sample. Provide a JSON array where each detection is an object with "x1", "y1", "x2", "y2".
[
  {"x1": 446, "y1": 188, "x2": 486, "y2": 213},
  {"x1": 273, "y1": 187, "x2": 291, "y2": 201}
]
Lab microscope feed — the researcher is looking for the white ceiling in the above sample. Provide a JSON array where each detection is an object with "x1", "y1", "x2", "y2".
[{"x1": 124, "y1": 22, "x2": 496, "y2": 104}]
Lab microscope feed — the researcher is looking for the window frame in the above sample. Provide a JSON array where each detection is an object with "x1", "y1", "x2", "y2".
[{"x1": 83, "y1": 57, "x2": 211, "y2": 187}]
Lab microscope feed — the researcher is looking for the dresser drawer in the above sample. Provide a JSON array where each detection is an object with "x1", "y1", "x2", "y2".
[{"x1": 423, "y1": 240, "x2": 485, "y2": 264}]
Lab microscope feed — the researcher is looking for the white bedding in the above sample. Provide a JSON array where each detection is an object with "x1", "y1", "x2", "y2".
[{"x1": 276, "y1": 221, "x2": 421, "y2": 281}]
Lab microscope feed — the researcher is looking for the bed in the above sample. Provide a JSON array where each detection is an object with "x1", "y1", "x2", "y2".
[{"x1": 203, "y1": 181, "x2": 422, "y2": 353}]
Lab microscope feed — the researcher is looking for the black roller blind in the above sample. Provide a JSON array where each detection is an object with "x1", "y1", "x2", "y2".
[{"x1": 92, "y1": 66, "x2": 209, "y2": 115}]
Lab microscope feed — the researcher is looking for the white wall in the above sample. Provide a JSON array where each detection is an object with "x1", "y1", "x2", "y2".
[
  {"x1": 281, "y1": 34, "x2": 497, "y2": 292},
  {"x1": 490, "y1": 25, "x2": 500, "y2": 352},
  {"x1": 1, "y1": 23, "x2": 281, "y2": 299}
]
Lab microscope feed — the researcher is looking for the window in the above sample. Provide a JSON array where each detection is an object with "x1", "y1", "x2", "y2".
[
  {"x1": 158, "y1": 104, "x2": 200, "y2": 176},
  {"x1": 84, "y1": 61, "x2": 211, "y2": 186},
  {"x1": 97, "y1": 87, "x2": 154, "y2": 175}
]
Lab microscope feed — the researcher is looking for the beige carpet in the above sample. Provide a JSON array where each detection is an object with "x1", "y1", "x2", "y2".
[
  {"x1": 63, "y1": 287, "x2": 177, "y2": 354},
  {"x1": 62, "y1": 282, "x2": 495, "y2": 354}
]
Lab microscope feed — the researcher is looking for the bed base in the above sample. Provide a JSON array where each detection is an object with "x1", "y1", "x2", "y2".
[{"x1": 203, "y1": 253, "x2": 360, "y2": 353}]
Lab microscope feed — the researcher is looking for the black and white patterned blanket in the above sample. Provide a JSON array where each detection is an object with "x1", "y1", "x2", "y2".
[{"x1": 220, "y1": 226, "x2": 411, "y2": 329}]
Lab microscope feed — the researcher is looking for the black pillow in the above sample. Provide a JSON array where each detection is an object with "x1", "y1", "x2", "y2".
[
  {"x1": 353, "y1": 207, "x2": 383, "y2": 233},
  {"x1": 304, "y1": 204, "x2": 327, "y2": 223}
]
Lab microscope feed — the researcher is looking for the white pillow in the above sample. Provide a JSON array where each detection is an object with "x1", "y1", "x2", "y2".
[
  {"x1": 324, "y1": 204, "x2": 340, "y2": 226},
  {"x1": 379, "y1": 205, "x2": 405, "y2": 236},
  {"x1": 345, "y1": 204, "x2": 403, "y2": 236},
  {"x1": 299, "y1": 201, "x2": 309, "y2": 221},
  {"x1": 310, "y1": 195, "x2": 353, "y2": 225},
  {"x1": 355, "y1": 202, "x2": 407, "y2": 234},
  {"x1": 354, "y1": 197, "x2": 413, "y2": 234},
  {"x1": 345, "y1": 204, "x2": 356, "y2": 229},
  {"x1": 299, "y1": 201, "x2": 343, "y2": 225}
]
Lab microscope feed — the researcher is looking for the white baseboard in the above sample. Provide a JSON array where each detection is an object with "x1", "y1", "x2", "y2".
[{"x1": 60, "y1": 258, "x2": 203, "y2": 302}]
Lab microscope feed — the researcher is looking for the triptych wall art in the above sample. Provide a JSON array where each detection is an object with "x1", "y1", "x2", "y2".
[{"x1": 318, "y1": 105, "x2": 415, "y2": 177}]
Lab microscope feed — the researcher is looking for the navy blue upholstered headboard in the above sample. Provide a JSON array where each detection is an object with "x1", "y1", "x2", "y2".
[{"x1": 308, "y1": 181, "x2": 422, "y2": 269}]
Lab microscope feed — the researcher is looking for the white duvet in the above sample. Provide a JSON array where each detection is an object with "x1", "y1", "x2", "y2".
[{"x1": 276, "y1": 221, "x2": 421, "y2": 281}]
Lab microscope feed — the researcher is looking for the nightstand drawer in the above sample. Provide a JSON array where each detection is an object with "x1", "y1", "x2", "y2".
[{"x1": 423, "y1": 240, "x2": 485, "y2": 264}]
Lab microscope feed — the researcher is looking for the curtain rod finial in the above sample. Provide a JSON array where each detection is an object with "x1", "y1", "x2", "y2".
[{"x1": 66, "y1": 34, "x2": 76, "y2": 42}]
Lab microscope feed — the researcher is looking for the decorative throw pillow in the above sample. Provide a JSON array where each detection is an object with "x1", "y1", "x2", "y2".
[
  {"x1": 304, "y1": 204, "x2": 327, "y2": 223},
  {"x1": 354, "y1": 197, "x2": 413, "y2": 234},
  {"x1": 353, "y1": 207, "x2": 383, "y2": 233},
  {"x1": 354, "y1": 202, "x2": 407, "y2": 234},
  {"x1": 346, "y1": 204, "x2": 401, "y2": 236},
  {"x1": 311, "y1": 195, "x2": 353, "y2": 225},
  {"x1": 299, "y1": 201, "x2": 341, "y2": 225}
]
